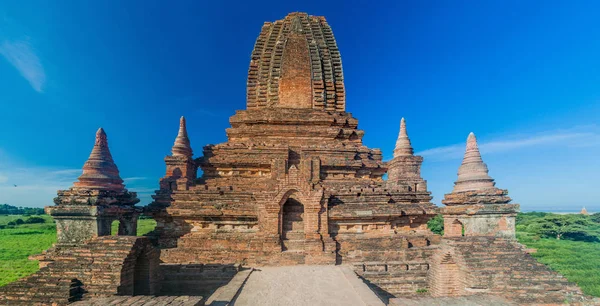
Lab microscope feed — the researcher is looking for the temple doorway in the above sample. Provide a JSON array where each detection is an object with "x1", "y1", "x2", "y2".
[
  {"x1": 281, "y1": 198, "x2": 305, "y2": 251},
  {"x1": 133, "y1": 252, "x2": 151, "y2": 295},
  {"x1": 448, "y1": 219, "x2": 465, "y2": 237}
]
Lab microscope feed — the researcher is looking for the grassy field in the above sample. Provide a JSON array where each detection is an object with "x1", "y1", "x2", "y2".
[
  {"x1": 517, "y1": 231, "x2": 600, "y2": 297},
  {"x1": 0, "y1": 215, "x2": 156, "y2": 287},
  {"x1": 0, "y1": 215, "x2": 56, "y2": 286}
]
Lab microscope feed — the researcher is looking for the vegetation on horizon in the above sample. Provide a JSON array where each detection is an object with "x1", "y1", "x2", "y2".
[{"x1": 0, "y1": 204, "x2": 45, "y2": 216}]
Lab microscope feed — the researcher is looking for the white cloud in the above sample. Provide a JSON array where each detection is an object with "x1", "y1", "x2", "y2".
[
  {"x1": 123, "y1": 177, "x2": 148, "y2": 183},
  {"x1": 0, "y1": 165, "x2": 80, "y2": 207},
  {"x1": 418, "y1": 126, "x2": 600, "y2": 161},
  {"x1": 0, "y1": 39, "x2": 46, "y2": 92},
  {"x1": 0, "y1": 151, "x2": 157, "y2": 207}
]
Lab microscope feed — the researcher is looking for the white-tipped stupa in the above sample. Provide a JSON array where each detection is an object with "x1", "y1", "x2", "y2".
[{"x1": 393, "y1": 118, "x2": 414, "y2": 157}]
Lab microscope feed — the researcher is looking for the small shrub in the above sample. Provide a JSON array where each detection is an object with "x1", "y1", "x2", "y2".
[
  {"x1": 416, "y1": 288, "x2": 428, "y2": 294},
  {"x1": 25, "y1": 217, "x2": 46, "y2": 224},
  {"x1": 427, "y1": 214, "x2": 444, "y2": 235},
  {"x1": 14, "y1": 219, "x2": 25, "y2": 225}
]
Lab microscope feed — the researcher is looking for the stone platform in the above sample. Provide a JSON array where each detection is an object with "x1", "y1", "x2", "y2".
[{"x1": 233, "y1": 265, "x2": 384, "y2": 306}]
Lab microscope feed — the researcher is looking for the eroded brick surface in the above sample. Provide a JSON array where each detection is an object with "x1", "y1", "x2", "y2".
[{"x1": 0, "y1": 237, "x2": 160, "y2": 305}]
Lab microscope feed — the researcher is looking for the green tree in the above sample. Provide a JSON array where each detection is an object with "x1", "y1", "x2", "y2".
[
  {"x1": 427, "y1": 214, "x2": 444, "y2": 235},
  {"x1": 25, "y1": 217, "x2": 46, "y2": 224},
  {"x1": 528, "y1": 214, "x2": 599, "y2": 242}
]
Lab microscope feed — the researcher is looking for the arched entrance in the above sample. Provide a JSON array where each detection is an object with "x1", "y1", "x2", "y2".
[
  {"x1": 447, "y1": 219, "x2": 465, "y2": 237},
  {"x1": 133, "y1": 252, "x2": 151, "y2": 295},
  {"x1": 281, "y1": 197, "x2": 305, "y2": 251}
]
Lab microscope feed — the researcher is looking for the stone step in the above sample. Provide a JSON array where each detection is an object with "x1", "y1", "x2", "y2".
[
  {"x1": 282, "y1": 231, "x2": 305, "y2": 240},
  {"x1": 277, "y1": 251, "x2": 306, "y2": 265},
  {"x1": 370, "y1": 278, "x2": 428, "y2": 286},
  {"x1": 359, "y1": 271, "x2": 428, "y2": 278},
  {"x1": 282, "y1": 239, "x2": 305, "y2": 251},
  {"x1": 282, "y1": 221, "x2": 304, "y2": 231}
]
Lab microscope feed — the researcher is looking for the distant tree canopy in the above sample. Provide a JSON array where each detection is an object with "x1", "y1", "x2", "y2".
[
  {"x1": 520, "y1": 213, "x2": 600, "y2": 242},
  {"x1": 591, "y1": 213, "x2": 600, "y2": 224},
  {"x1": 0, "y1": 204, "x2": 45, "y2": 216}
]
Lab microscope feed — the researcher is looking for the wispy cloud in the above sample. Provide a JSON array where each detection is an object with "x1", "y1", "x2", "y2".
[
  {"x1": 123, "y1": 177, "x2": 148, "y2": 183},
  {"x1": 0, "y1": 38, "x2": 46, "y2": 92},
  {"x1": 418, "y1": 126, "x2": 600, "y2": 161},
  {"x1": 0, "y1": 164, "x2": 80, "y2": 207},
  {"x1": 0, "y1": 151, "x2": 157, "y2": 207}
]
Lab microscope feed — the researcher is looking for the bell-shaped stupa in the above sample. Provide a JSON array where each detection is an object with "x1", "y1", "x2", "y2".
[
  {"x1": 73, "y1": 128, "x2": 125, "y2": 191},
  {"x1": 172, "y1": 116, "x2": 193, "y2": 158},
  {"x1": 443, "y1": 132, "x2": 511, "y2": 205},
  {"x1": 393, "y1": 118, "x2": 414, "y2": 157},
  {"x1": 452, "y1": 133, "x2": 495, "y2": 192}
]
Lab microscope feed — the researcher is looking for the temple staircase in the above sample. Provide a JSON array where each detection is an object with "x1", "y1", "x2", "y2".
[
  {"x1": 446, "y1": 237, "x2": 589, "y2": 305},
  {"x1": 353, "y1": 261, "x2": 432, "y2": 302}
]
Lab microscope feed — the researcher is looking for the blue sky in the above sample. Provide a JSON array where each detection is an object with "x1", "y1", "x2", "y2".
[{"x1": 0, "y1": 1, "x2": 599, "y2": 212}]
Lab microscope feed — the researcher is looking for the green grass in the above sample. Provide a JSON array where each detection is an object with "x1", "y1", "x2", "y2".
[
  {"x1": 0, "y1": 215, "x2": 56, "y2": 286},
  {"x1": 517, "y1": 231, "x2": 600, "y2": 297},
  {"x1": 0, "y1": 215, "x2": 156, "y2": 287}
]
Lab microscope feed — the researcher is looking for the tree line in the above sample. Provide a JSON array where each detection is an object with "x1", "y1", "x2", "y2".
[{"x1": 0, "y1": 204, "x2": 45, "y2": 216}]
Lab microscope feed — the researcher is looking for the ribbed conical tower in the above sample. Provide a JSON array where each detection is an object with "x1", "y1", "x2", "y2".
[
  {"x1": 172, "y1": 116, "x2": 193, "y2": 158},
  {"x1": 73, "y1": 128, "x2": 124, "y2": 191},
  {"x1": 452, "y1": 133, "x2": 495, "y2": 192},
  {"x1": 393, "y1": 118, "x2": 414, "y2": 157}
]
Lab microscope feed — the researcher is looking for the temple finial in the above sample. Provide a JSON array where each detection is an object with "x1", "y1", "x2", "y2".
[
  {"x1": 393, "y1": 117, "x2": 414, "y2": 157},
  {"x1": 452, "y1": 132, "x2": 495, "y2": 192},
  {"x1": 73, "y1": 128, "x2": 124, "y2": 190},
  {"x1": 172, "y1": 116, "x2": 193, "y2": 158}
]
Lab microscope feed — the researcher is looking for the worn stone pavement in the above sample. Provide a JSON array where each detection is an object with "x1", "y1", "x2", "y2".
[{"x1": 233, "y1": 265, "x2": 384, "y2": 306}]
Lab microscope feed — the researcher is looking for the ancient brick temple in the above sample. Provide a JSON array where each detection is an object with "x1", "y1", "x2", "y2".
[{"x1": 0, "y1": 12, "x2": 592, "y2": 306}]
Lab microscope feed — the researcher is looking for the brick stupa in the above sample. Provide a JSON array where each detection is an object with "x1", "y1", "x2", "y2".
[
  {"x1": 440, "y1": 132, "x2": 518, "y2": 237},
  {"x1": 72, "y1": 128, "x2": 125, "y2": 191},
  {"x1": 47, "y1": 128, "x2": 140, "y2": 245}
]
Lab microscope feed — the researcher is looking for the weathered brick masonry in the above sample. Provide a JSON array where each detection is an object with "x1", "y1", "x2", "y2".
[{"x1": 0, "y1": 12, "x2": 593, "y2": 306}]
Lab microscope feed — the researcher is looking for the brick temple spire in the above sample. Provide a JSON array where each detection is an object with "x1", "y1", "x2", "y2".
[
  {"x1": 452, "y1": 132, "x2": 495, "y2": 193},
  {"x1": 73, "y1": 128, "x2": 125, "y2": 191},
  {"x1": 171, "y1": 116, "x2": 193, "y2": 158},
  {"x1": 393, "y1": 118, "x2": 414, "y2": 157}
]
